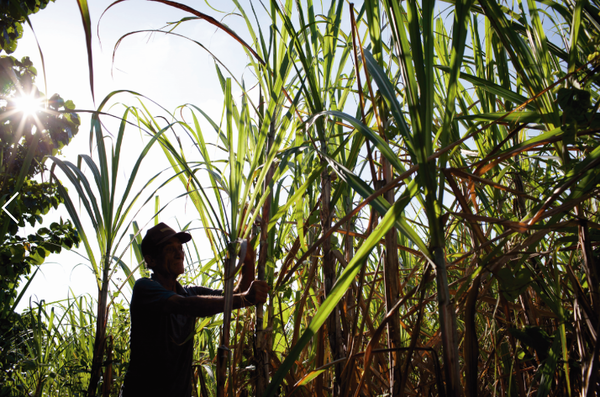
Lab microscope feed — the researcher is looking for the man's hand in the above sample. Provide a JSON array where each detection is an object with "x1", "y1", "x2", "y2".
[{"x1": 242, "y1": 280, "x2": 270, "y2": 306}]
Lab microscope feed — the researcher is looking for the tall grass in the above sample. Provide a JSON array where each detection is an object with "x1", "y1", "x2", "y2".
[
  {"x1": 4, "y1": 295, "x2": 130, "y2": 397},
  {"x1": 12, "y1": 0, "x2": 600, "y2": 396}
]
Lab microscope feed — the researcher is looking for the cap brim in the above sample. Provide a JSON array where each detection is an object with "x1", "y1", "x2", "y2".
[
  {"x1": 174, "y1": 231, "x2": 192, "y2": 244},
  {"x1": 156, "y1": 231, "x2": 192, "y2": 246}
]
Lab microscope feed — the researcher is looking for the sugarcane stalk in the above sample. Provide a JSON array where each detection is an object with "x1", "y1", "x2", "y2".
[
  {"x1": 321, "y1": 163, "x2": 345, "y2": 395},
  {"x1": 382, "y1": 157, "x2": 402, "y2": 396},
  {"x1": 87, "y1": 254, "x2": 111, "y2": 397},
  {"x1": 255, "y1": 118, "x2": 275, "y2": 396},
  {"x1": 217, "y1": 246, "x2": 237, "y2": 397}
]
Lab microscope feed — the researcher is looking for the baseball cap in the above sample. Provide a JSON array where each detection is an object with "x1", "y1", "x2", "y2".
[{"x1": 141, "y1": 222, "x2": 192, "y2": 257}]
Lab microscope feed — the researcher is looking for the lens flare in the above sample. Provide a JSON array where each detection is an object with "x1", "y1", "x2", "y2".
[{"x1": 13, "y1": 93, "x2": 42, "y2": 117}]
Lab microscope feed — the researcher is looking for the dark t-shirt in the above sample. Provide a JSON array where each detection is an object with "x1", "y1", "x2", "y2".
[{"x1": 121, "y1": 275, "x2": 222, "y2": 397}]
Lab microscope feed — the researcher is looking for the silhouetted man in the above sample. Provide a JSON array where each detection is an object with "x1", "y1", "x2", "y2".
[{"x1": 121, "y1": 223, "x2": 269, "y2": 397}]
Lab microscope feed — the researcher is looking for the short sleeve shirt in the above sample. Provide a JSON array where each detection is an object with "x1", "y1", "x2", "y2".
[{"x1": 122, "y1": 275, "x2": 222, "y2": 397}]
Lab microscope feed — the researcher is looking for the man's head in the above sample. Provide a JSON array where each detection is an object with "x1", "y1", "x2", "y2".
[{"x1": 141, "y1": 223, "x2": 191, "y2": 277}]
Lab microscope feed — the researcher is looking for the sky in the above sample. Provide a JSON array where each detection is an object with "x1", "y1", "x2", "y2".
[{"x1": 12, "y1": 0, "x2": 262, "y2": 312}]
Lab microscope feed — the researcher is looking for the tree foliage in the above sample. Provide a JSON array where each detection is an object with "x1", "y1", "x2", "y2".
[
  {"x1": 0, "y1": 0, "x2": 53, "y2": 54},
  {"x1": 0, "y1": 1, "x2": 80, "y2": 395}
]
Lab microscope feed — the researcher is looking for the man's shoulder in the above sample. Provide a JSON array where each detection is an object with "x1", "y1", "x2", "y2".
[
  {"x1": 133, "y1": 277, "x2": 159, "y2": 290},
  {"x1": 132, "y1": 277, "x2": 175, "y2": 296},
  {"x1": 131, "y1": 277, "x2": 176, "y2": 308},
  {"x1": 134, "y1": 276, "x2": 154, "y2": 285}
]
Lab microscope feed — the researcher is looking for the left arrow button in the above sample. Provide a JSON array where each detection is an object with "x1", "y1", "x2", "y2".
[{"x1": 2, "y1": 192, "x2": 19, "y2": 223}]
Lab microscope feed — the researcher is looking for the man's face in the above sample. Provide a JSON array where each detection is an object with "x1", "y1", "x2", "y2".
[{"x1": 148, "y1": 237, "x2": 185, "y2": 278}]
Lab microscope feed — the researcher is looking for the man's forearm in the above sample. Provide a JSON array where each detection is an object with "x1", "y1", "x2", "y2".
[{"x1": 166, "y1": 293, "x2": 252, "y2": 317}]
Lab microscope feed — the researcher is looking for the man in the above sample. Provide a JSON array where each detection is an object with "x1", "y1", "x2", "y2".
[{"x1": 121, "y1": 222, "x2": 269, "y2": 397}]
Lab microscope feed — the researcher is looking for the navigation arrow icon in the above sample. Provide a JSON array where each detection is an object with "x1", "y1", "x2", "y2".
[{"x1": 2, "y1": 192, "x2": 19, "y2": 223}]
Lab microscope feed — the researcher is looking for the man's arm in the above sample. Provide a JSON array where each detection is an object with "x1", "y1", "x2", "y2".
[{"x1": 164, "y1": 280, "x2": 269, "y2": 317}]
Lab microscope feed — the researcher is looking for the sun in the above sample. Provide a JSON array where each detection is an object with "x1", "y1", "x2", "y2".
[{"x1": 13, "y1": 92, "x2": 43, "y2": 118}]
